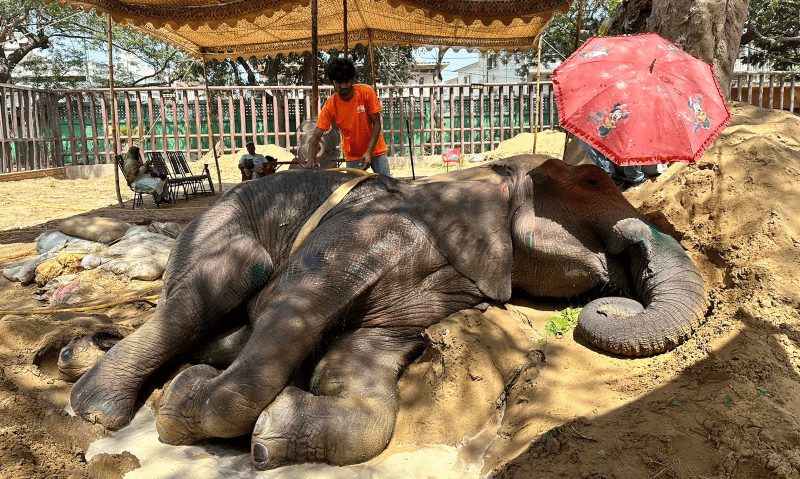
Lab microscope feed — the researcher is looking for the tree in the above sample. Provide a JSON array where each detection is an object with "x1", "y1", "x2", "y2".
[
  {"x1": 605, "y1": 0, "x2": 751, "y2": 98},
  {"x1": 491, "y1": 0, "x2": 622, "y2": 79},
  {"x1": 739, "y1": 0, "x2": 800, "y2": 70},
  {"x1": 0, "y1": 0, "x2": 200, "y2": 88}
]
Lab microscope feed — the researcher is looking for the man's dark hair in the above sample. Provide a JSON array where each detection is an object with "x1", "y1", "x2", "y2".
[{"x1": 326, "y1": 58, "x2": 356, "y2": 84}]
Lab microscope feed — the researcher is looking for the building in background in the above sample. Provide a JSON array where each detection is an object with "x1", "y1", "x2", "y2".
[
  {"x1": 446, "y1": 56, "x2": 557, "y2": 85},
  {"x1": 412, "y1": 58, "x2": 450, "y2": 84}
]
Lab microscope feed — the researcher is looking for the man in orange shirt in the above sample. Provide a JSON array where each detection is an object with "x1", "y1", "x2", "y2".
[{"x1": 309, "y1": 58, "x2": 392, "y2": 176}]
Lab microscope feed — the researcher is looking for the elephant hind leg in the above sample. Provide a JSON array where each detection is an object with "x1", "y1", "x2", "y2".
[
  {"x1": 251, "y1": 328, "x2": 422, "y2": 469},
  {"x1": 71, "y1": 234, "x2": 271, "y2": 430}
]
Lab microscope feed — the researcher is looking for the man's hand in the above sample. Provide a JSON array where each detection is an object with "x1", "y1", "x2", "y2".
[
  {"x1": 360, "y1": 152, "x2": 372, "y2": 170},
  {"x1": 309, "y1": 127, "x2": 326, "y2": 169}
]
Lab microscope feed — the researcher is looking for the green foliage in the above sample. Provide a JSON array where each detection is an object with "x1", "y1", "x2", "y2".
[
  {"x1": 740, "y1": 0, "x2": 800, "y2": 70},
  {"x1": 489, "y1": 0, "x2": 621, "y2": 79},
  {"x1": 724, "y1": 395, "x2": 733, "y2": 407},
  {"x1": 756, "y1": 386, "x2": 770, "y2": 396},
  {"x1": 542, "y1": 307, "x2": 581, "y2": 338},
  {"x1": 202, "y1": 44, "x2": 417, "y2": 88},
  {"x1": 671, "y1": 399, "x2": 682, "y2": 406},
  {"x1": 0, "y1": 0, "x2": 200, "y2": 88}
]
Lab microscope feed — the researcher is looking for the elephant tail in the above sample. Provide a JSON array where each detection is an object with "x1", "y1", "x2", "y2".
[{"x1": 576, "y1": 228, "x2": 708, "y2": 356}]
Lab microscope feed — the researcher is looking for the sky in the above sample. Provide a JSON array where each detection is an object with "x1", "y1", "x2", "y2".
[{"x1": 414, "y1": 48, "x2": 481, "y2": 81}]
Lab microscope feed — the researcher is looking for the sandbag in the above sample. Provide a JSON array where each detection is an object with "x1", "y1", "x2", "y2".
[
  {"x1": 9, "y1": 251, "x2": 59, "y2": 284},
  {"x1": 149, "y1": 221, "x2": 182, "y2": 239},
  {"x1": 35, "y1": 231, "x2": 105, "y2": 255},
  {"x1": 2, "y1": 264, "x2": 23, "y2": 282},
  {"x1": 50, "y1": 281, "x2": 104, "y2": 307},
  {"x1": 34, "y1": 252, "x2": 87, "y2": 286},
  {"x1": 81, "y1": 229, "x2": 175, "y2": 281},
  {"x1": 59, "y1": 216, "x2": 131, "y2": 244}
]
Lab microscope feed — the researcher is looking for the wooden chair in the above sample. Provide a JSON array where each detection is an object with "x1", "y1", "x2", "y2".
[
  {"x1": 442, "y1": 148, "x2": 462, "y2": 171},
  {"x1": 115, "y1": 154, "x2": 145, "y2": 209},
  {"x1": 166, "y1": 150, "x2": 215, "y2": 197}
]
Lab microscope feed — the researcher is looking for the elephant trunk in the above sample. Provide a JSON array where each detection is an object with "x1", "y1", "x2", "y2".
[{"x1": 577, "y1": 221, "x2": 707, "y2": 356}]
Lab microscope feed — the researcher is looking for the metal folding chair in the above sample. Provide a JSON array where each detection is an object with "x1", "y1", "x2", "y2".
[
  {"x1": 166, "y1": 150, "x2": 214, "y2": 197},
  {"x1": 144, "y1": 151, "x2": 189, "y2": 202}
]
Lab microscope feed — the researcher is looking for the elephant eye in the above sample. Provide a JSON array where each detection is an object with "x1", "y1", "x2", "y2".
[{"x1": 586, "y1": 178, "x2": 599, "y2": 185}]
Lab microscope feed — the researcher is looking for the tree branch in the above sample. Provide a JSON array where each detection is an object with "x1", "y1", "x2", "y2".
[{"x1": 130, "y1": 50, "x2": 178, "y2": 86}]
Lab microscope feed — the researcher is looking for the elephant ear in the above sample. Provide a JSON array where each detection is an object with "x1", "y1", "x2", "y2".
[{"x1": 385, "y1": 177, "x2": 514, "y2": 302}]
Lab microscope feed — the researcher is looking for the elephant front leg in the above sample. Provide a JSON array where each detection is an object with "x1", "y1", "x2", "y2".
[
  {"x1": 70, "y1": 235, "x2": 271, "y2": 430},
  {"x1": 251, "y1": 328, "x2": 422, "y2": 469}
]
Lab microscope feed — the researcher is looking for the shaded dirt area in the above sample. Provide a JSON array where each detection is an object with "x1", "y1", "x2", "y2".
[{"x1": 0, "y1": 105, "x2": 799, "y2": 478}]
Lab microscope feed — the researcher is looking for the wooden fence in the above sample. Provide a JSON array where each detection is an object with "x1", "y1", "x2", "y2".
[
  {"x1": 0, "y1": 82, "x2": 559, "y2": 173},
  {"x1": 1, "y1": 85, "x2": 64, "y2": 173},
  {"x1": 730, "y1": 71, "x2": 799, "y2": 114}
]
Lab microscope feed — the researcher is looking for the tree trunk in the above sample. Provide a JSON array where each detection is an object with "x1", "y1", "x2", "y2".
[{"x1": 606, "y1": 0, "x2": 751, "y2": 99}]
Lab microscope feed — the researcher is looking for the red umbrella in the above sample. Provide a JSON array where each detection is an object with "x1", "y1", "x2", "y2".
[{"x1": 553, "y1": 33, "x2": 732, "y2": 166}]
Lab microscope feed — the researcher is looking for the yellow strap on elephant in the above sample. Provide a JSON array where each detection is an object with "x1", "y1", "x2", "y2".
[{"x1": 289, "y1": 171, "x2": 378, "y2": 255}]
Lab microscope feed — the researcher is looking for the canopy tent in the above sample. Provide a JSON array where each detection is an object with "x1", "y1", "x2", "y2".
[
  {"x1": 76, "y1": 2, "x2": 566, "y2": 60},
  {"x1": 54, "y1": 0, "x2": 569, "y2": 32},
  {"x1": 53, "y1": 0, "x2": 568, "y2": 59},
  {"x1": 42, "y1": 0, "x2": 570, "y2": 205}
]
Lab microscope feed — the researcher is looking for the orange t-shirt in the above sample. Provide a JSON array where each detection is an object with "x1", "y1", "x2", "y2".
[{"x1": 316, "y1": 84, "x2": 388, "y2": 161}]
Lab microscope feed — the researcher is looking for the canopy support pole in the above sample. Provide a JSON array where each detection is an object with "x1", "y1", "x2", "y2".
[
  {"x1": 368, "y1": 33, "x2": 377, "y2": 86},
  {"x1": 202, "y1": 57, "x2": 223, "y2": 192},
  {"x1": 562, "y1": 0, "x2": 586, "y2": 157},
  {"x1": 107, "y1": 15, "x2": 123, "y2": 208},
  {"x1": 533, "y1": 34, "x2": 543, "y2": 154},
  {"x1": 343, "y1": 0, "x2": 348, "y2": 59},
  {"x1": 311, "y1": 0, "x2": 319, "y2": 118}
]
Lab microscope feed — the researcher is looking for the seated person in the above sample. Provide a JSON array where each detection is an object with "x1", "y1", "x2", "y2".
[
  {"x1": 122, "y1": 145, "x2": 170, "y2": 204},
  {"x1": 238, "y1": 141, "x2": 272, "y2": 181},
  {"x1": 580, "y1": 140, "x2": 667, "y2": 191}
]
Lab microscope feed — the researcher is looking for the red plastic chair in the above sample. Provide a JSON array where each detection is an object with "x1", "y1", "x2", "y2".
[{"x1": 442, "y1": 148, "x2": 461, "y2": 171}]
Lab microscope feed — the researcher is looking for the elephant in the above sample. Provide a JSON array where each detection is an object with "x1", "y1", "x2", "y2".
[{"x1": 69, "y1": 155, "x2": 707, "y2": 469}]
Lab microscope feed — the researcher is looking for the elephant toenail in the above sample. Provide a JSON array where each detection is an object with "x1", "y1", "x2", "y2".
[
  {"x1": 252, "y1": 412, "x2": 269, "y2": 435},
  {"x1": 252, "y1": 442, "x2": 269, "y2": 465}
]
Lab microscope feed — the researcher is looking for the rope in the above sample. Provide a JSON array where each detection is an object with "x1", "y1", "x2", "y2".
[
  {"x1": 0, "y1": 294, "x2": 161, "y2": 316},
  {"x1": 0, "y1": 229, "x2": 48, "y2": 235},
  {"x1": 290, "y1": 170, "x2": 376, "y2": 255},
  {"x1": 0, "y1": 193, "x2": 97, "y2": 212},
  {"x1": 0, "y1": 193, "x2": 211, "y2": 214},
  {"x1": 0, "y1": 250, "x2": 37, "y2": 263}
]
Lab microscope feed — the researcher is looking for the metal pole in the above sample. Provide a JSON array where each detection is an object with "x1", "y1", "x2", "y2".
[
  {"x1": 202, "y1": 58, "x2": 223, "y2": 192},
  {"x1": 107, "y1": 15, "x2": 123, "y2": 208},
  {"x1": 533, "y1": 35, "x2": 542, "y2": 154},
  {"x1": 562, "y1": 0, "x2": 585, "y2": 157},
  {"x1": 369, "y1": 34, "x2": 377, "y2": 86},
  {"x1": 343, "y1": 0, "x2": 348, "y2": 59},
  {"x1": 311, "y1": 0, "x2": 319, "y2": 118}
]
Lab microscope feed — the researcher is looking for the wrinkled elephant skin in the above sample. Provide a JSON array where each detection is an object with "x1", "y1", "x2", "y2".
[{"x1": 70, "y1": 155, "x2": 707, "y2": 469}]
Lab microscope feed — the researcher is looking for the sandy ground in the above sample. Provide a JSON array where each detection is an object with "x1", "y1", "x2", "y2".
[{"x1": 0, "y1": 103, "x2": 799, "y2": 478}]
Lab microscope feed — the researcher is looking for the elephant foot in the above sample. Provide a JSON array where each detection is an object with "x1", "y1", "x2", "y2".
[
  {"x1": 70, "y1": 365, "x2": 138, "y2": 430},
  {"x1": 251, "y1": 328, "x2": 413, "y2": 469},
  {"x1": 251, "y1": 387, "x2": 310, "y2": 470},
  {"x1": 59, "y1": 332, "x2": 123, "y2": 382},
  {"x1": 252, "y1": 385, "x2": 392, "y2": 470},
  {"x1": 156, "y1": 364, "x2": 220, "y2": 445}
]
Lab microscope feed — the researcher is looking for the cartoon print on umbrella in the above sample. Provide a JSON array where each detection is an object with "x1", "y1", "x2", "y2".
[
  {"x1": 588, "y1": 103, "x2": 631, "y2": 138},
  {"x1": 687, "y1": 94, "x2": 711, "y2": 133},
  {"x1": 579, "y1": 44, "x2": 609, "y2": 59}
]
